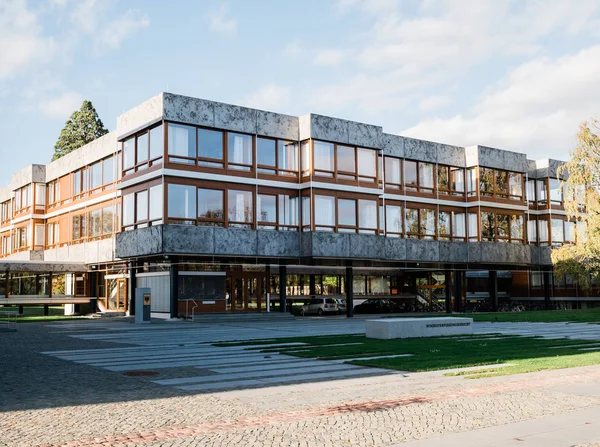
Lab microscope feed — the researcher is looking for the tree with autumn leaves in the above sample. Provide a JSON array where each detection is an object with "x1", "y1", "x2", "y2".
[{"x1": 552, "y1": 118, "x2": 600, "y2": 291}]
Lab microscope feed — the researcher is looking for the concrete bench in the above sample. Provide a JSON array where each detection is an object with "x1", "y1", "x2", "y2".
[{"x1": 366, "y1": 317, "x2": 473, "y2": 339}]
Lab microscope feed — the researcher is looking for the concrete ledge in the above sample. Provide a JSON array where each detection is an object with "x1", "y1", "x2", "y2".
[{"x1": 366, "y1": 317, "x2": 473, "y2": 339}]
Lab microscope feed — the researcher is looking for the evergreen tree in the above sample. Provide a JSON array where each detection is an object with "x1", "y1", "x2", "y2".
[{"x1": 52, "y1": 100, "x2": 109, "y2": 161}]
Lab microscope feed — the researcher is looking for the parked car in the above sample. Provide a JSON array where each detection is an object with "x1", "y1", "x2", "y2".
[
  {"x1": 353, "y1": 299, "x2": 395, "y2": 314},
  {"x1": 335, "y1": 298, "x2": 347, "y2": 314},
  {"x1": 298, "y1": 298, "x2": 339, "y2": 316}
]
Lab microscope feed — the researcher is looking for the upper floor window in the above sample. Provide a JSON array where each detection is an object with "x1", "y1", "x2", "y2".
[
  {"x1": 123, "y1": 185, "x2": 162, "y2": 230},
  {"x1": 1, "y1": 201, "x2": 12, "y2": 224},
  {"x1": 124, "y1": 124, "x2": 164, "y2": 174},
  {"x1": 13, "y1": 185, "x2": 31, "y2": 213},
  {"x1": 404, "y1": 160, "x2": 434, "y2": 193},
  {"x1": 384, "y1": 157, "x2": 401, "y2": 189},
  {"x1": 479, "y1": 168, "x2": 523, "y2": 201},
  {"x1": 89, "y1": 155, "x2": 115, "y2": 193},
  {"x1": 257, "y1": 192, "x2": 299, "y2": 231},
  {"x1": 311, "y1": 141, "x2": 377, "y2": 184},
  {"x1": 73, "y1": 167, "x2": 88, "y2": 198},
  {"x1": 198, "y1": 128, "x2": 224, "y2": 167},
  {"x1": 437, "y1": 165, "x2": 465, "y2": 197},
  {"x1": 313, "y1": 194, "x2": 378, "y2": 233},
  {"x1": 549, "y1": 178, "x2": 563, "y2": 205},
  {"x1": 228, "y1": 133, "x2": 253, "y2": 171},
  {"x1": 480, "y1": 211, "x2": 524, "y2": 243},
  {"x1": 536, "y1": 179, "x2": 547, "y2": 205}
]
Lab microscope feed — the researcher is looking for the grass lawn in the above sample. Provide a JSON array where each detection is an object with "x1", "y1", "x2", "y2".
[
  {"x1": 0, "y1": 305, "x2": 88, "y2": 323},
  {"x1": 465, "y1": 308, "x2": 600, "y2": 323},
  {"x1": 215, "y1": 334, "x2": 600, "y2": 378}
]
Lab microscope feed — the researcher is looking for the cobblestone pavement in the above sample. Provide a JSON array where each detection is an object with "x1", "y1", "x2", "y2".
[{"x1": 1, "y1": 318, "x2": 600, "y2": 447}]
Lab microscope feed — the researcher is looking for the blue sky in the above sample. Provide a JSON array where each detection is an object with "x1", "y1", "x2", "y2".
[{"x1": 1, "y1": 0, "x2": 600, "y2": 182}]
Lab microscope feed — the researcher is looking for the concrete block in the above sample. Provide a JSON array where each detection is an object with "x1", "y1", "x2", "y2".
[
  {"x1": 117, "y1": 93, "x2": 164, "y2": 139},
  {"x1": 405, "y1": 239, "x2": 439, "y2": 262},
  {"x1": 163, "y1": 93, "x2": 214, "y2": 128},
  {"x1": 381, "y1": 133, "x2": 404, "y2": 158},
  {"x1": 309, "y1": 114, "x2": 349, "y2": 144},
  {"x1": 257, "y1": 110, "x2": 299, "y2": 141},
  {"x1": 116, "y1": 226, "x2": 163, "y2": 258},
  {"x1": 437, "y1": 144, "x2": 466, "y2": 167},
  {"x1": 383, "y1": 237, "x2": 406, "y2": 261},
  {"x1": 309, "y1": 232, "x2": 350, "y2": 258},
  {"x1": 214, "y1": 102, "x2": 257, "y2": 134},
  {"x1": 348, "y1": 121, "x2": 382, "y2": 149},
  {"x1": 348, "y1": 233, "x2": 385, "y2": 259},
  {"x1": 163, "y1": 225, "x2": 214, "y2": 254},
  {"x1": 257, "y1": 231, "x2": 300, "y2": 257},
  {"x1": 439, "y1": 241, "x2": 469, "y2": 263},
  {"x1": 214, "y1": 228, "x2": 257, "y2": 256},
  {"x1": 366, "y1": 317, "x2": 473, "y2": 339},
  {"x1": 403, "y1": 137, "x2": 437, "y2": 163}
]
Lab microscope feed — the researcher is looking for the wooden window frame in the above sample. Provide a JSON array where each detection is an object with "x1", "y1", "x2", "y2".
[
  {"x1": 437, "y1": 165, "x2": 466, "y2": 198},
  {"x1": 256, "y1": 187, "x2": 300, "y2": 232},
  {"x1": 311, "y1": 140, "x2": 379, "y2": 186},
  {"x1": 383, "y1": 200, "x2": 403, "y2": 238},
  {"x1": 122, "y1": 179, "x2": 162, "y2": 231},
  {"x1": 479, "y1": 168, "x2": 525, "y2": 202},
  {"x1": 198, "y1": 186, "x2": 226, "y2": 227},
  {"x1": 478, "y1": 209, "x2": 525, "y2": 244},
  {"x1": 311, "y1": 190, "x2": 379, "y2": 234}
]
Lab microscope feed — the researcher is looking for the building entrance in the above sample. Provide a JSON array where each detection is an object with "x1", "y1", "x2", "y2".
[{"x1": 226, "y1": 271, "x2": 267, "y2": 312}]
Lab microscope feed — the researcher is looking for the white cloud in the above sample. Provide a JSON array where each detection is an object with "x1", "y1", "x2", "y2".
[
  {"x1": 246, "y1": 84, "x2": 292, "y2": 111},
  {"x1": 334, "y1": 0, "x2": 400, "y2": 15},
  {"x1": 283, "y1": 40, "x2": 302, "y2": 57},
  {"x1": 70, "y1": 0, "x2": 106, "y2": 34},
  {"x1": 402, "y1": 45, "x2": 600, "y2": 160},
  {"x1": 95, "y1": 10, "x2": 150, "y2": 51},
  {"x1": 206, "y1": 4, "x2": 237, "y2": 34},
  {"x1": 419, "y1": 95, "x2": 451, "y2": 112},
  {"x1": 39, "y1": 91, "x2": 84, "y2": 119},
  {"x1": 313, "y1": 49, "x2": 344, "y2": 66},
  {"x1": 0, "y1": 0, "x2": 56, "y2": 79}
]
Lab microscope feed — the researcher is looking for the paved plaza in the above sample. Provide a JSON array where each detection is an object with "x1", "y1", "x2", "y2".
[{"x1": 1, "y1": 317, "x2": 600, "y2": 446}]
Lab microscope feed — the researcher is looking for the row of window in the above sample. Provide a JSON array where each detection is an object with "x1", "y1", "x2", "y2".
[
  {"x1": 526, "y1": 178, "x2": 586, "y2": 207},
  {"x1": 71, "y1": 206, "x2": 118, "y2": 242}
]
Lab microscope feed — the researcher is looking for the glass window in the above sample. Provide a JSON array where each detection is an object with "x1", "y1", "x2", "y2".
[
  {"x1": 537, "y1": 179, "x2": 547, "y2": 203},
  {"x1": 123, "y1": 194, "x2": 134, "y2": 227},
  {"x1": 315, "y1": 195, "x2": 335, "y2": 230},
  {"x1": 527, "y1": 218, "x2": 537, "y2": 243},
  {"x1": 497, "y1": 214, "x2": 509, "y2": 239},
  {"x1": 257, "y1": 138, "x2": 276, "y2": 168},
  {"x1": 551, "y1": 219, "x2": 564, "y2": 244},
  {"x1": 279, "y1": 195, "x2": 299, "y2": 228},
  {"x1": 453, "y1": 212, "x2": 466, "y2": 238},
  {"x1": 451, "y1": 168, "x2": 465, "y2": 193},
  {"x1": 168, "y1": 123, "x2": 196, "y2": 162},
  {"x1": 404, "y1": 208, "x2": 419, "y2": 235},
  {"x1": 149, "y1": 185, "x2": 163, "y2": 222},
  {"x1": 338, "y1": 199, "x2": 356, "y2": 231},
  {"x1": 420, "y1": 208, "x2": 435, "y2": 238},
  {"x1": 90, "y1": 162, "x2": 102, "y2": 190},
  {"x1": 337, "y1": 145, "x2": 355, "y2": 174},
  {"x1": 509, "y1": 173, "x2": 523, "y2": 199},
  {"x1": 168, "y1": 184, "x2": 196, "y2": 220},
  {"x1": 564, "y1": 221, "x2": 575, "y2": 243},
  {"x1": 385, "y1": 205, "x2": 402, "y2": 236},
  {"x1": 228, "y1": 190, "x2": 253, "y2": 225},
  {"x1": 549, "y1": 178, "x2": 562, "y2": 203},
  {"x1": 404, "y1": 161, "x2": 417, "y2": 190},
  {"x1": 301, "y1": 142, "x2": 311, "y2": 174},
  {"x1": 496, "y1": 171, "x2": 508, "y2": 197},
  {"x1": 136, "y1": 190, "x2": 148, "y2": 222},
  {"x1": 73, "y1": 171, "x2": 81, "y2": 196},
  {"x1": 511, "y1": 215, "x2": 524, "y2": 242},
  {"x1": 358, "y1": 199, "x2": 377, "y2": 233},
  {"x1": 314, "y1": 141, "x2": 334, "y2": 174},
  {"x1": 419, "y1": 163, "x2": 434, "y2": 190},
  {"x1": 438, "y1": 211, "x2": 451, "y2": 238},
  {"x1": 538, "y1": 219, "x2": 549, "y2": 243},
  {"x1": 198, "y1": 128, "x2": 224, "y2": 163},
  {"x1": 467, "y1": 168, "x2": 477, "y2": 195},
  {"x1": 526, "y1": 179, "x2": 535, "y2": 202},
  {"x1": 137, "y1": 133, "x2": 148, "y2": 164},
  {"x1": 102, "y1": 206, "x2": 113, "y2": 234},
  {"x1": 149, "y1": 124, "x2": 163, "y2": 160},
  {"x1": 123, "y1": 137, "x2": 134, "y2": 170},
  {"x1": 278, "y1": 141, "x2": 298, "y2": 172},
  {"x1": 35, "y1": 184, "x2": 45, "y2": 206},
  {"x1": 438, "y1": 166, "x2": 449, "y2": 193},
  {"x1": 358, "y1": 148, "x2": 376, "y2": 180},
  {"x1": 385, "y1": 157, "x2": 401, "y2": 187},
  {"x1": 479, "y1": 168, "x2": 494, "y2": 196},
  {"x1": 90, "y1": 209, "x2": 102, "y2": 236},
  {"x1": 228, "y1": 133, "x2": 252, "y2": 169},
  {"x1": 103, "y1": 156, "x2": 114, "y2": 185},
  {"x1": 197, "y1": 188, "x2": 224, "y2": 224},
  {"x1": 481, "y1": 212, "x2": 495, "y2": 241},
  {"x1": 468, "y1": 213, "x2": 478, "y2": 241},
  {"x1": 258, "y1": 194, "x2": 277, "y2": 224},
  {"x1": 302, "y1": 195, "x2": 311, "y2": 229}
]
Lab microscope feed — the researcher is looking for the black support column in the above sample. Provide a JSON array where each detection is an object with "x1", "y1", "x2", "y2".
[
  {"x1": 309, "y1": 275, "x2": 316, "y2": 296},
  {"x1": 444, "y1": 270, "x2": 452, "y2": 314},
  {"x1": 489, "y1": 270, "x2": 498, "y2": 312},
  {"x1": 279, "y1": 266, "x2": 287, "y2": 313},
  {"x1": 43, "y1": 304, "x2": 49, "y2": 316},
  {"x1": 543, "y1": 270, "x2": 552, "y2": 310},
  {"x1": 453, "y1": 270, "x2": 463, "y2": 313},
  {"x1": 88, "y1": 270, "x2": 97, "y2": 314},
  {"x1": 128, "y1": 261, "x2": 136, "y2": 316},
  {"x1": 170, "y1": 262, "x2": 179, "y2": 318},
  {"x1": 346, "y1": 267, "x2": 354, "y2": 318}
]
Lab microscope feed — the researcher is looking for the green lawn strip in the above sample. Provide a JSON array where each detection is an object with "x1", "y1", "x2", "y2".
[
  {"x1": 0, "y1": 315, "x2": 88, "y2": 323},
  {"x1": 212, "y1": 334, "x2": 364, "y2": 348},
  {"x1": 466, "y1": 308, "x2": 600, "y2": 323}
]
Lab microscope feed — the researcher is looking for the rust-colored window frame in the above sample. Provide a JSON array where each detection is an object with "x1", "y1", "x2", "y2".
[
  {"x1": 256, "y1": 186, "x2": 300, "y2": 232},
  {"x1": 122, "y1": 179, "x2": 162, "y2": 231},
  {"x1": 311, "y1": 139, "x2": 379, "y2": 187},
  {"x1": 438, "y1": 206, "x2": 467, "y2": 242},
  {"x1": 256, "y1": 136, "x2": 300, "y2": 180},
  {"x1": 122, "y1": 123, "x2": 164, "y2": 177},
  {"x1": 311, "y1": 189, "x2": 380, "y2": 234},
  {"x1": 404, "y1": 159, "x2": 436, "y2": 195},
  {"x1": 0, "y1": 200, "x2": 11, "y2": 226},
  {"x1": 13, "y1": 184, "x2": 32, "y2": 217},
  {"x1": 479, "y1": 208, "x2": 525, "y2": 244},
  {"x1": 437, "y1": 165, "x2": 466, "y2": 198},
  {"x1": 384, "y1": 156, "x2": 402, "y2": 192},
  {"x1": 383, "y1": 199, "x2": 403, "y2": 238},
  {"x1": 404, "y1": 203, "x2": 437, "y2": 240},
  {"x1": 479, "y1": 168, "x2": 525, "y2": 202}
]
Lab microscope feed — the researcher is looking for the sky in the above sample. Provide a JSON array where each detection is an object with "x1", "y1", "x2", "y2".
[{"x1": 1, "y1": 0, "x2": 600, "y2": 182}]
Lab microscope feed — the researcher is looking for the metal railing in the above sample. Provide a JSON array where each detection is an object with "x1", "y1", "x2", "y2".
[
  {"x1": 185, "y1": 299, "x2": 198, "y2": 321},
  {"x1": 0, "y1": 310, "x2": 18, "y2": 332}
]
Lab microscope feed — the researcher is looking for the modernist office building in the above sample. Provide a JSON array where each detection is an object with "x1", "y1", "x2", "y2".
[{"x1": 0, "y1": 92, "x2": 594, "y2": 317}]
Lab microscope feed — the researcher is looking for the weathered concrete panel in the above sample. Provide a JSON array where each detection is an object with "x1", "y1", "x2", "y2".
[
  {"x1": 348, "y1": 234, "x2": 385, "y2": 259},
  {"x1": 256, "y1": 110, "x2": 299, "y2": 141},
  {"x1": 214, "y1": 228, "x2": 257, "y2": 256},
  {"x1": 403, "y1": 138, "x2": 437, "y2": 163},
  {"x1": 46, "y1": 132, "x2": 117, "y2": 182},
  {"x1": 83, "y1": 239, "x2": 116, "y2": 264},
  {"x1": 163, "y1": 225, "x2": 215, "y2": 254},
  {"x1": 381, "y1": 133, "x2": 404, "y2": 158},
  {"x1": 437, "y1": 144, "x2": 466, "y2": 168},
  {"x1": 468, "y1": 243, "x2": 482, "y2": 263},
  {"x1": 383, "y1": 237, "x2": 406, "y2": 261},
  {"x1": 116, "y1": 93, "x2": 164, "y2": 139},
  {"x1": 0, "y1": 184, "x2": 12, "y2": 202},
  {"x1": 348, "y1": 121, "x2": 382, "y2": 149},
  {"x1": 12, "y1": 164, "x2": 46, "y2": 189},
  {"x1": 308, "y1": 232, "x2": 350, "y2": 258},
  {"x1": 439, "y1": 241, "x2": 469, "y2": 263},
  {"x1": 214, "y1": 102, "x2": 257, "y2": 134},
  {"x1": 257, "y1": 231, "x2": 300, "y2": 257},
  {"x1": 468, "y1": 145, "x2": 529, "y2": 172},
  {"x1": 532, "y1": 246, "x2": 553, "y2": 266},
  {"x1": 163, "y1": 93, "x2": 214, "y2": 128},
  {"x1": 116, "y1": 226, "x2": 163, "y2": 258},
  {"x1": 405, "y1": 239, "x2": 439, "y2": 262},
  {"x1": 310, "y1": 114, "x2": 349, "y2": 144}
]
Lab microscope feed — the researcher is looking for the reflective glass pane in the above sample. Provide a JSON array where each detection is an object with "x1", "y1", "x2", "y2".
[
  {"x1": 198, "y1": 188, "x2": 224, "y2": 220},
  {"x1": 228, "y1": 190, "x2": 253, "y2": 223},
  {"x1": 198, "y1": 128, "x2": 224, "y2": 160},
  {"x1": 258, "y1": 194, "x2": 277, "y2": 223},
  {"x1": 149, "y1": 125, "x2": 164, "y2": 160},
  {"x1": 338, "y1": 199, "x2": 356, "y2": 227},
  {"x1": 257, "y1": 138, "x2": 276, "y2": 166},
  {"x1": 168, "y1": 184, "x2": 196, "y2": 219},
  {"x1": 168, "y1": 123, "x2": 196, "y2": 159}
]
